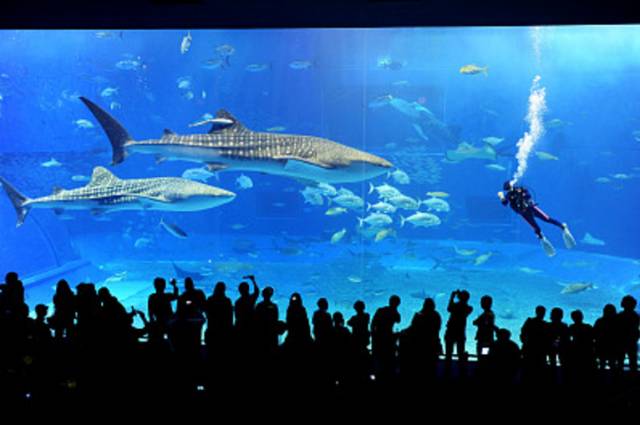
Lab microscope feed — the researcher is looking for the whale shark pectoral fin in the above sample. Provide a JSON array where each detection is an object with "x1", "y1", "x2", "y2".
[
  {"x1": 284, "y1": 158, "x2": 336, "y2": 173},
  {"x1": 52, "y1": 186, "x2": 63, "y2": 195},
  {"x1": 128, "y1": 194, "x2": 171, "y2": 203},
  {"x1": 213, "y1": 110, "x2": 249, "y2": 133},
  {"x1": 163, "y1": 128, "x2": 175, "y2": 136},
  {"x1": 205, "y1": 162, "x2": 228, "y2": 172}
]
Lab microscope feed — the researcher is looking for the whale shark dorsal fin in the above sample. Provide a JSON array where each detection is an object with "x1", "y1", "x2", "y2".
[
  {"x1": 52, "y1": 186, "x2": 63, "y2": 195},
  {"x1": 163, "y1": 128, "x2": 175, "y2": 136},
  {"x1": 88, "y1": 166, "x2": 119, "y2": 187},
  {"x1": 211, "y1": 109, "x2": 248, "y2": 133}
]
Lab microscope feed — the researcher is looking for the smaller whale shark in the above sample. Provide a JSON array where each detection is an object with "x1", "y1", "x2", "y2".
[{"x1": 0, "y1": 166, "x2": 236, "y2": 227}]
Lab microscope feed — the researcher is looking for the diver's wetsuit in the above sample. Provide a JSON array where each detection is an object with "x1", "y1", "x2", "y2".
[{"x1": 501, "y1": 186, "x2": 564, "y2": 238}]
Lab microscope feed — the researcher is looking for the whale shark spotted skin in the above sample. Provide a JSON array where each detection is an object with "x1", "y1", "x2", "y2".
[
  {"x1": 80, "y1": 97, "x2": 393, "y2": 184},
  {"x1": 0, "y1": 167, "x2": 236, "y2": 227}
]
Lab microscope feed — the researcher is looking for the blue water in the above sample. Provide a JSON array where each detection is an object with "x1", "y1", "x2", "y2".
[{"x1": 0, "y1": 27, "x2": 639, "y2": 352}]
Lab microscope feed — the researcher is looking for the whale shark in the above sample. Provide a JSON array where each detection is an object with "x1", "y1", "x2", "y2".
[
  {"x1": 0, "y1": 166, "x2": 236, "y2": 227},
  {"x1": 80, "y1": 97, "x2": 393, "y2": 184}
]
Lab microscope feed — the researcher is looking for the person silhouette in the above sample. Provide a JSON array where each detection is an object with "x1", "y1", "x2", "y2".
[
  {"x1": 520, "y1": 305, "x2": 549, "y2": 378},
  {"x1": 548, "y1": 307, "x2": 569, "y2": 371},
  {"x1": 234, "y1": 275, "x2": 259, "y2": 348},
  {"x1": 444, "y1": 289, "x2": 472, "y2": 364},
  {"x1": 50, "y1": 279, "x2": 76, "y2": 340},
  {"x1": 204, "y1": 281, "x2": 233, "y2": 356},
  {"x1": 347, "y1": 300, "x2": 371, "y2": 385},
  {"x1": 401, "y1": 297, "x2": 442, "y2": 383},
  {"x1": 594, "y1": 304, "x2": 619, "y2": 371},
  {"x1": 255, "y1": 286, "x2": 280, "y2": 356},
  {"x1": 567, "y1": 309, "x2": 595, "y2": 382},
  {"x1": 147, "y1": 277, "x2": 178, "y2": 343},
  {"x1": 488, "y1": 328, "x2": 520, "y2": 383},
  {"x1": 473, "y1": 295, "x2": 497, "y2": 361},
  {"x1": 617, "y1": 295, "x2": 639, "y2": 372},
  {"x1": 371, "y1": 295, "x2": 401, "y2": 383},
  {"x1": 312, "y1": 298, "x2": 333, "y2": 347}
]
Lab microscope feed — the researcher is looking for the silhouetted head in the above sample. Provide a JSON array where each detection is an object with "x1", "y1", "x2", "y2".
[
  {"x1": 458, "y1": 290, "x2": 470, "y2": 303},
  {"x1": 17, "y1": 302, "x2": 29, "y2": 319},
  {"x1": 184, "y1": 277, "x2": 195, "y2": 291},
  {"x1": 214, "y1": 281, "x2": 226, "y2": 296},
  {"x1": 550, "y1": 307, "x2": 563, "y2": 322},
  {"x1": 56, "y1": 279, "x2": 71, "y2": 295},
  {"x1": 98, "y1": 287, "x2": 111, "y2": 302},
  {"x1": 535, "y1": 305, "x2": 546, "y2": 319},
  {"x1": 621, "y1": 295, "x2": 638, "y2": 311},
  {"x1": 35, "y1": 304, "x2": 48, "y2": 319},
  {"x1": 333, "y1": 312, "x2": 344, "y2": 327},
  {"x1": 238, "y1": 281, "x2": 250, "y2": 296},
  {"x1": 497, "y1": 328, "x2": 511, "y2": 342},
  {"x1": 503, "y1": 181, "x2": 513, "y2": 191},
  {"x1": 262, "y1": 286, "x2": 274, "y2": 300},
  {"x1": 422, "y1": 298, "x2": 435, "y2": 313},
  {"x1": 480, "y1": 295, "x2": 492, "y2": 310},
  {"x1": 570, "y1": 310, "x2": 583, "y2": 324},
  {"x1": 354, "y1": 300, "x2": 365, "y2": 313},
  {"x1": 317, "y1": 297, "x2": 329, "y2": 311},
  {"x1": 153, "y1": 277, "x2": 166, "y2": 293},
  {"x1": 4, "y1": 271, "x2": 18, "y2": 285},
  {"x1": 603, "y1": 303, "x2": 616, "y2": 318},
  {"x1": 289, "y1": 292, "x2": 302, "y2": 308},
  {"x1": 389, "y1": 295, "x2": 401, "y2": 309}
]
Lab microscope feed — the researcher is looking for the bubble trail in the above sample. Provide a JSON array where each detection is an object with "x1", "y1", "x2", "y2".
[{"x1": 511, "y1": 75, "x2": 546, "y2": 185}]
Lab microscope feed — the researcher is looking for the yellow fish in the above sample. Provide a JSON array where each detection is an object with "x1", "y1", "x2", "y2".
[
  {"x1": 331, "y1": 228, "x2": 347, "y2": 244},
  {"x1": 460, "y1": 64, "x2": 488, "y2": 76},
  {"x1": 535, "y1": 151, "x2": 559, "y2": 161},
  {"x1": 374, "y1": 228, "x2": 396, "y2": 242},
  {"x1": 325, "y1": 207, "x2": 348, "y2": 216},
  {"x1": 426, "y1": 191, "x2": 450, "y2": 198},
  {"x1": 474, "y1": 252, "x2": 493, "y2": 266}
]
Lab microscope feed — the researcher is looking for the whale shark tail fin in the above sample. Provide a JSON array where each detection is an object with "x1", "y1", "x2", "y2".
[
  {"x1": 0, "y1": 177, "x2": 31, "y2": 227},
  {"x1": 80, "y1": 96, "x2": 132, "y2": 165}
]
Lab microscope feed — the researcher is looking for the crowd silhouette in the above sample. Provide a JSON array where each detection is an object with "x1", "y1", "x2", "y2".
[{"x1": 0, "y1": 270, "x2": 639, "y2": 413}]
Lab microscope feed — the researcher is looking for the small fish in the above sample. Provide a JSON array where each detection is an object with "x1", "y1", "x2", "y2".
[
  {"x1": 134, "y1": 237, "x2": 152, "y2": 248},
  {"x1": 421, "y1": 197, "x2": 450, "y2": 213},
  {"x1": 245, "y1": 63, "x2": 269, "y2": 72},
  {"x1": 316, "y1": 183, "x2": 337, "y2": 197},
  {"x1": 595, "y1": 177, "x2": 611, "y2": 184},
  {"x1": 366, "y1": 201, "x2": 397, "y2": 214},
  {"x1": 183, "y1": 91, "x2": 194, "y2": 100},
  {"x1": 100, "y1": 87, "x2": 118, "y2": 98},
  {"x1": 160, "y1": 218, "x2": 188, "y2": 239},
  {"x1": 41, "y1": 158, "x2": 62, "y2": 168},
  {"x1": 331, "y1": 228, "x2": 347, "y2": 244},
  {"x1": 201, "y1": 59, "x2": 225, "y2": 70},
  {"x1": 181, "y1": 167, "x2": 215, "y2": 182},
  {"x1": 180, "y1": 31, "x2": 192, "y2": 54},
  {"x1": 374, "y1": 228, "x2": 396, "y2": 242},
  {"x1": 559, "y1": 282, "x2": 597, "y2": 295},
  {"x1": 71, "y1": 174, "x2": 89, "y2": 182},
  {"x1": 215, "y1": 44, "x2": 235, "y2": 57},
  {"x1": 399, "y1": 212, "x2": 441, "y2": 228},
  {"x1": 546, "y1": 118, "x2": 569, "y2": 129},
  {"x1": 230, "y1": 224, "x2": 247, "y2": 230},
  {"x1": 176, "y1": 76, "x2": 192, "y2": 90},
  {"x1": 482, "y1": 136, "x2": 504, "y2": 146},
  {"x1": 236, "y1": 174, "x2": 253, "y2": 190},
  {"x1": 266, "y1": 126, "x2": 286, "y2": 132},
  {"x1": 518, "y1": 267, "x2": 542, "y2": 274},
  {"x1": 347, "y1": 275, "x2": 362, "y2": 284},
  {"x1": 115, "y1": 59, "x2": 144, "y2": 71},
  {"x1": 387, "y1": 169, "x2": 410, "y2": 185},
  {"x1": 485, "y1": 163, "x2": 506, "y2": 171},
  {"x1": 189, "y1": 117, "x2": 233, "y2": 128},
  {"x1": 377, "y1": 56, "x2": 404, "y2": 70},
  {"x1": 289, "y1": 60, "x2": 313, "y2": 70},
  {"x1": 73, "y1": 119, "x2": 94, "y2": 129},
  {"x1": 460, "y1": 64, "x2": 488, "y2": 76},
  {"x1": 325, "y1": 207, "x2": 348, "y2": 216},
  {"x1": 426, "y1": 191, "x2": 450, "y2": 198},
  {"x1": 474, "y1": 252, "x2": 493, "y2": 266},
  {"x1": 358, "y1": 213, "x2": 393, "y2": 228},
  {"x1": 581, "y1": 232, "x2": 606, "y2": 246},
  {"x1": 612, "y1": 173, "x2": 633, "y2": 180},
  {"x1": 109, "y1": 101, "x2": 122, "y2": 111},
  {"x1": 535, "y1": 151, "x2": 559, "y2": 161},
  {"x1": 201, "y1": 90, "x2": 207, "y2": 99},
  {"x1": 104, "y1": 271, "x2": 127, "y2": 284},
  {"x1": 454, "y1": 246, "x2": 477, "y2": 256}
]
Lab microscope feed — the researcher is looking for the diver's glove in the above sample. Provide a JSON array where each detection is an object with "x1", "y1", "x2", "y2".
[{"x1": 497, "y1": 191, "x2": 505, "y2": 201}]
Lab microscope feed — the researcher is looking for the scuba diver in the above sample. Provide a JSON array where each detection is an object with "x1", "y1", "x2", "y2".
[{"x1": 498, "y1": 181, "x2": 576, "y2": 257}]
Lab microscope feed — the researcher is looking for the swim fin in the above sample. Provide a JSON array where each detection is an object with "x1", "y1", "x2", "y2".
[
  {"x1": 540, "y1": 236, "x2": 556, "y2": 257},
  {"x1": 562, "y1": 223, "x2": 576, "y2": 249}
]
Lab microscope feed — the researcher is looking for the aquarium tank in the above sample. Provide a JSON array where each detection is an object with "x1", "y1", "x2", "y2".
[{"x1": 0, "y1": 27, "x2": 639, "y2": 353}]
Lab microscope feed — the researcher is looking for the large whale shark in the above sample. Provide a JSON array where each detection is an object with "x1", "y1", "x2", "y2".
[
  {"x1": 80, "y1": 97, "x2": 393, "y2": 184},
  {"x1": 0, "y1": 166, "x2": 236, "y2": 227}
]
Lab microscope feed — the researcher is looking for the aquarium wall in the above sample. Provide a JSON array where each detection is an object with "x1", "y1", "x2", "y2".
[{"x1": 0, "y1": 27, "x2": 639, "y2": 349}]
